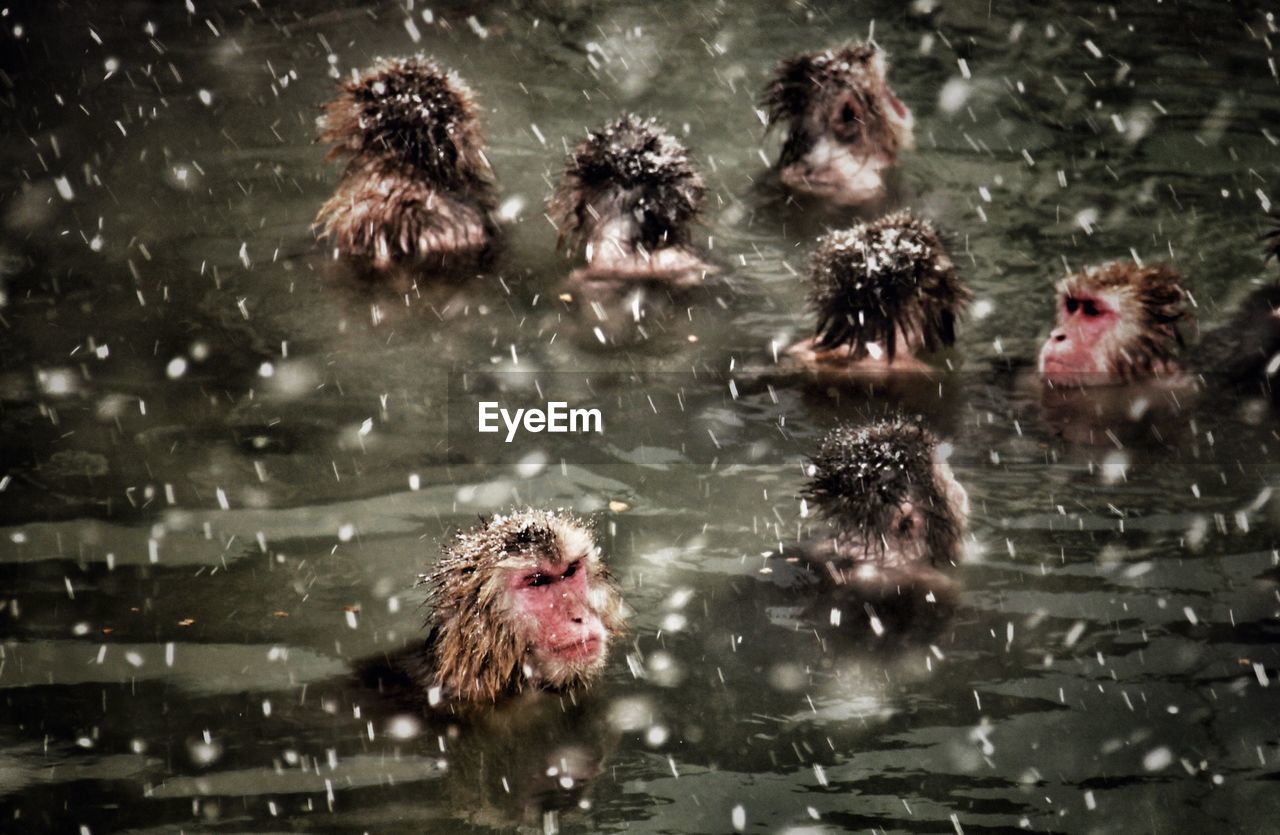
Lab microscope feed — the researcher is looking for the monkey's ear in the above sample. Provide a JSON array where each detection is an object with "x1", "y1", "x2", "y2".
[
  {"x1": 761, "y1": 54, "x2": 815, "y2": 127},
  {"x1": 869, "y1": 45, "x2": 888, "y2": 80}
]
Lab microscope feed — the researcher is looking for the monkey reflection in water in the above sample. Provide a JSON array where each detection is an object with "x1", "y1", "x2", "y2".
[{"x1": 358, "y1": 510, "x2": 627, "y2": 826}]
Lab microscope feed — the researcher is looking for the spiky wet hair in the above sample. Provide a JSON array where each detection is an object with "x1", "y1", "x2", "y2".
[
  {"x1": 418, "y1": 509, "x2": 622, "y2": 703},
  {"x1": 804, "y1": 418, "x2": 959, "y2": 567},
  {"x1": 320, "y1": 55, "x2": 490, "y2": 190},
  {"x1": 1264, "y1": 209, "x2": 1280, "y2": 265},
  {"x1": 549, "y1": 115, "x2": 705, "y2": 253},
  {"x1": 1057, "y1": 261, "x2": 1189, "y2": 377},
  {"x1": 761, "y1": 42, "x2": 904, "y2": 165},
  {"x1": 808, "y1": 210, "x2": 971, "y2": 360}
]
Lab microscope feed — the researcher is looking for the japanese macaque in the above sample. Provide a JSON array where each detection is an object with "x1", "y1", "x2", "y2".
[
  {"x1": 799, "y1": 418, "x2": 969, "y2": 615},
  {"x1": 1038, "y1": 261, "x2": 1191, "y2": 387},
  {"x1": 761, "y1": 42, "x2": 915, "y2": 206},
  {"x1": 408, "y1": 510, "x2": 626, "y2": 707},
  {"x1": 315, "y1": 55, "x2": 497, "y2": 272},
  {"x1": 786, "y1": 210, "x2": 971, "y2": 374},
  {"x1": 804, "y1": 419, "x2": 968, "y2": 571},
  {"x1": 549, "y1": 115, "x2": 709, "y2": 286}
]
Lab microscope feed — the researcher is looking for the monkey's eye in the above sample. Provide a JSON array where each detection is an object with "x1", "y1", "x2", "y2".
[
  {"x1": 1064, "y1": 297, "x2": 1080, "y2": 314},
  {"x1": 1081, "y1": 299, "x2": 1101, "y2": 317},
  {"x1": 840, "y1": 102, "x2": 857, "y2": 124},
  {"x1": 562, "y1": 560, "x2": 581, "y2": 580},
  {"x1": 526, "y1": 573, "x2": 554, "y2": 588}
]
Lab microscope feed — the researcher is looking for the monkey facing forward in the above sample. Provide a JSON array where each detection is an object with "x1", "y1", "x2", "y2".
[
  {"x1": 405, "y1": 510, "x2": 626, "y2": 708},
  {"x1": 761, "y1": 42, "x2": 915, "y2": 206}
]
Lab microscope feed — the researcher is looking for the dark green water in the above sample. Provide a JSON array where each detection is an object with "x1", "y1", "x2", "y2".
[{"x1": 2, "y1": 0, "x2": 1279, "y2": 832}]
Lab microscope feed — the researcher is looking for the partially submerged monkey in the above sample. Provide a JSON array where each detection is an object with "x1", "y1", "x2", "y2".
[
  {"x1": 783, "y1": 417, "x2": 962, "y2": 632},
  {"x1": 316, "y1": 55, "x2": 497, "y2": 272},
  {"x1": 407, "y1": 510, "x2": 626, "y2": 708},
  {"x1": 796, "y1": 418, "x2": 969, "y2": 617},
  {"x1": 550, "y1": 115, "x2": 709, "y2": 286},
  {"x1": 1036, "y1": 243, "x2": 1280, "y2": 440},
  {"x1": 1038, "y1": 260, "x2": 1190, "y2": 387},
  {"x1": 761, "y1": 42, "x2": 915, "y2": 206},
  {"x1": 786, "y1": 210, "x2": 972, "y2": 374},
  {"x1": 1205, "y1": 287, "x2": 1280, "y2": 402}
]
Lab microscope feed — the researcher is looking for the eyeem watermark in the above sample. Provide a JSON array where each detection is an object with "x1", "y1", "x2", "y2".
[{"x1": 477, "y1": 401, "x2": 603, "y2": 442}]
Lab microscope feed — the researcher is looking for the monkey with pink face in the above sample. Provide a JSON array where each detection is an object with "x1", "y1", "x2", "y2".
[
  {"x1": 403, "y1": 509, "x2": 626, "y2": 709},
  {"x1": 1033, "y1": 259, "x2": 1200, "y2": 445},
  {"x1": 345, "y1": 510, "x2": 624, "y2": 827},
  {"x1": 1038, "y1": 261, "x2": 1191, "y2": 388},
  {"x1": 1038, "y1": 227, "x2": 1280, "y2": 403},
  {"x1": 761, "y1": 42, "x2": 915, "y2": 206}
]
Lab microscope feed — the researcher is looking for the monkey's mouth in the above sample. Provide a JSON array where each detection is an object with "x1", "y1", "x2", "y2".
[
  {"x1": 550, "y1": 635, "x2": 604, "y2": 662},
  {"x1": 781, "y1": 142, "x2": 890, "y2": 205},
  {"x1": 1040, "y1": 363, "x2": 1086, "y2": 386},
  {"x1": 1039, "y1": 359, "x2": 1117, "y2": 387}
]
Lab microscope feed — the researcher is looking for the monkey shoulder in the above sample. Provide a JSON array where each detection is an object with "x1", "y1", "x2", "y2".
[
  {"x1": 776, "y1": 339, "x2": 937, "y2": 383},
  {"x1": 316, "y1": 166, "x2": 497, "y2": 270},
  {"x1": 763, "y1": 540, "x2": 959, "y2": 638},
  {"x1": 779, "y1": 539, "x2": 955, "y2": 596},
  {"x1": 1196, "y1": 283, "x2": 1280, "y2": 399}
]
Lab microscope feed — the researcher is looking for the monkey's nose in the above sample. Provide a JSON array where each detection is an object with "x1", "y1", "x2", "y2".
[{"x1": 1051, "y1": 331, "x2": 1067, "y2": 342}]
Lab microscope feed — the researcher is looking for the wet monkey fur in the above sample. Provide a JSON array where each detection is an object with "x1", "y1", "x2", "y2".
[
  {"x1": 404, "y1": 510, "x2": 626, "y2": 708},
  {"x1": 787, "y1": 210, "x2": 971, "y2": 373},
  {"x1": 803, "y1": 418, "x2": 969, "y2": 574},
  {"x1": 761, "y1": 42, "x2": 915, "y2": 205},
  {"x1": 316, "y1": 55, "x2": 498, "y2": 271},
  {"x1": 550, "y1": 115, "x2": 709, "y2": 285},
  {"x1": 1038, "y1": 261, "x2": 1190, "y2": 387}
]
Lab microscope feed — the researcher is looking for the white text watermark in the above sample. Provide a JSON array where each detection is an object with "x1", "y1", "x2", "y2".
[{"x1": 477, "y1": 401, "x2": 603, "y2": 442}]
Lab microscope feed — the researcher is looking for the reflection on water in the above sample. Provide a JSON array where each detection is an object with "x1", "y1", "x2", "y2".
[{"x1": 2, "y1": 0, "x2": 1279, "y2": 831}]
